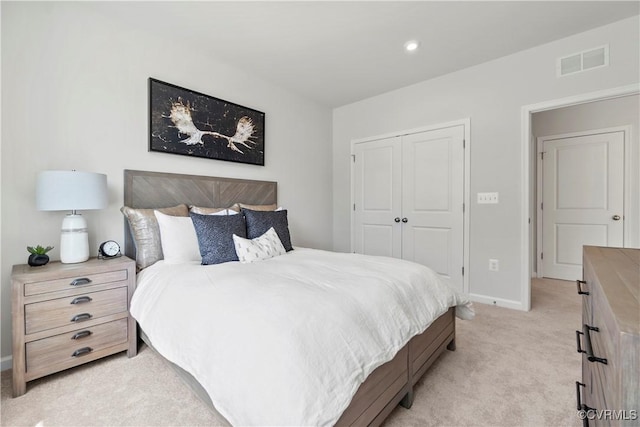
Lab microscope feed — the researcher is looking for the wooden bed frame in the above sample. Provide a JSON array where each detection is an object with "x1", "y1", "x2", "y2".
[{"x1": 123, "y1": 169, "x2": 457, "y2": 426}]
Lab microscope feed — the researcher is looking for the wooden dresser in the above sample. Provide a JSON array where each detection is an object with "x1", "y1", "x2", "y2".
[
  {"x1": 11, "y1": 256, "x2": 137, "y2": 397},
  {"x1": 576, "y1": 246, "x2": 639, "y2": 426}
]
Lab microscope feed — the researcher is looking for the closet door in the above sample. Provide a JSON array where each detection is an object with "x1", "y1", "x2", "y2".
[
  {"x1": 353, "y1": 137, "x2": 402, "y2": 258},
  {"x1": 402, "y1": 126, "x2": 465, "y2": 287}
]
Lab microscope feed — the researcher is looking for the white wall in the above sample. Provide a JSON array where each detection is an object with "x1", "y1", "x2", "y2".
[
  {"x1": 1, "y1": 2, "x2": 333, "y2": 362},
  {"x1": 530, "y1": 94, "x2": 640, "y2": 271},
  {"x1": 333, "y1": 16, "x2": 639, "y2": 309}
]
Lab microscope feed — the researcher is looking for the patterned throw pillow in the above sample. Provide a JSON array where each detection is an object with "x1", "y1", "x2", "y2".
[
  {"x1": 241, "y1": 208, "x2": 293, "y2": 252},
  {"x1": 190, "y1": 212, "x2": 246, "y2": 265},
  {"x1": 233, "y1": 227, "x2": 286, "y2": 263}
]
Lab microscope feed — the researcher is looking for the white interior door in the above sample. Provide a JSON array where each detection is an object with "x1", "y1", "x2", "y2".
[
  {"x1": 353, "y1": 125, "x2": 465, "y2": 292},
  {"x1": 402, "y1": 126, "x2": 465, "y2": 286},
  {"x1": 353, "y1": 137, "x2": 402, "y2": 257},
  {"x1": 541, "y1": 131, "x2": 624, "y2": 280}
]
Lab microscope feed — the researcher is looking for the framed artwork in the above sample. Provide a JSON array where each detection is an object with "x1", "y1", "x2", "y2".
[{"x1": 149, "y1": 78, "x2": 265, "y2": 166}]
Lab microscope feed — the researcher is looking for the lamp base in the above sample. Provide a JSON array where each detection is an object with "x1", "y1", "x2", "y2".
[{"x1": 60, "y1": 214, "x2": 89, "y2": 264}]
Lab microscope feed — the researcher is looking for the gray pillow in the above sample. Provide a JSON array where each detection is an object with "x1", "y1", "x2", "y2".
[
  {"x1": 190, "y1": 212, "x2": 247, "y2": 265},
  {"x1": 241, "y1": 208, "x2": 293, "y2": 252},
  {"x1": 121, "y1": 204, "x2": 189, "y2": 270},
  {"x1": 237, "y1": 202, "x2": 277, "y2": 211}
]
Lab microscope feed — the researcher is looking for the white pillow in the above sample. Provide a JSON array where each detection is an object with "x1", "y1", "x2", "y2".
[
  {"x1": 210, "y1": 209, "x2": 239, "y2": 216},
  {"x1": 154, "y1": 210, "x2": 201, "y2": 263},
  {"x1": 233, "y1": 227, "x2": 286, "y2": 264}
]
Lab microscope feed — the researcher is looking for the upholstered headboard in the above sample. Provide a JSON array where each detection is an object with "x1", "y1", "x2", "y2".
[{"x1": 123, "y1": 169, "x2": 277, "y2": 260}]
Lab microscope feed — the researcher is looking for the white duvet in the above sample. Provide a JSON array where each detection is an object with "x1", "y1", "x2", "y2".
[{"x1": 130, "y1": 248, "x2": 473, "y2": 426}]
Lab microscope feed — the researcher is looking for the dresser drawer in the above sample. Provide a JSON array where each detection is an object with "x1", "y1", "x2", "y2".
[
  {"x1": 24, "y1": 269, "x2": 128, "y2": 296},
  {"x1": 25, "y1": 287, "x2": 128, "y2": 334},
  {"x1": 26, "y1": 319, "x2": 128, "y2": 372}
]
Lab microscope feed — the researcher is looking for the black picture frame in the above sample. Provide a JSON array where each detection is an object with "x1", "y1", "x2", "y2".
[{"x1": 149, "y1": 78, "x2": 265, "y2": 166}]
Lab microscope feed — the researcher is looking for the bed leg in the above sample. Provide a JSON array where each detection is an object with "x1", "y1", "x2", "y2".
[
  {"x1": 447, "y1": 338, "x2": 456, "y2": 351},
  {"x1": 400, "y1": 388, "x2": 414, "y2": 409}
]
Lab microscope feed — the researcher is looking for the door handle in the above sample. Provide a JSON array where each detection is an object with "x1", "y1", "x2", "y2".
[
  {"x1": 402, "y1": 218, "x2": 408, "y2": 223},
  {"x1": 612, "y1": 215, "x2": 621, "y2": 221},
  {"x1": 394, "y1": 217, "x2": 401, "y2": 223}
]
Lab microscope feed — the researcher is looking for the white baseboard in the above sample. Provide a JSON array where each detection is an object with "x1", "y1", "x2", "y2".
[
  {"x1": 1, "y1": 355, "x2": 12, "y2": 372},
  {"x1": 469, "y1": 293, "x2": 527, "y2": 311}
]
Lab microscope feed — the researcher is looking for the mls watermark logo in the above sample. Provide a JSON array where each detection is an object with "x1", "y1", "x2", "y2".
[{"x1": 578, "y1": 409, "x2": 638, "y2": 422}]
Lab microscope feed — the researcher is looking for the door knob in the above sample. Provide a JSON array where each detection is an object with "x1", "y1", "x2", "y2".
[
  {"x1": 402, "y1": 218, "x2": 408, "y2": 223},
  {"x1": 612, "y1": 215, "x2": 621, "y2": 221},
  {"x1": 394, "y1": 217, "x2": 401, "y2": 223}
]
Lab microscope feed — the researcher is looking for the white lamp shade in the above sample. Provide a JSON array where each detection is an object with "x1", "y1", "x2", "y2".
[{"x1": 36, "y1": 170, "x2": 108, "y2": 211}]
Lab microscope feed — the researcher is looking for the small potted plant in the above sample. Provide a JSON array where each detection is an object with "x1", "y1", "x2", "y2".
[{"x1": 27, "y1": 245, "x2": 54, "y2": 267}]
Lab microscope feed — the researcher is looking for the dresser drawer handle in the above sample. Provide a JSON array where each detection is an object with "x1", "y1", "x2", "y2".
[
  {"x1": 70, "y1": 313, "x2": 92, "y2": 323},
  {"x1": 576, "y1": 280, "x2": 589, "y2": 295},
  {"x1": 70, "y1": 278, "x2": 92, "y2": 286},
  {"x1": 71, "y1": 347, "x2": 93, "y2": 358},
  {"x1": 71, "y1": 330, "x2": 92, "y2": 340},
  {"x1": 575, "y1": 381, "x2": 594, "y2": 427},
  {"x1": 578, "y1": 324, "x2": 608, "y2": 365},
  {"x1": 576, "y1": 330, "x2": 585, "y2": 354},
  {"x1": 70, "y1": 296, "x2": 92, "y2": 305}
]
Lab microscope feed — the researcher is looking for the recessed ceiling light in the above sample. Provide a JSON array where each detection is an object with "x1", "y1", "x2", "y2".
[{"x1": 404, "y1": 40, "x2": 419, "y2": 52}]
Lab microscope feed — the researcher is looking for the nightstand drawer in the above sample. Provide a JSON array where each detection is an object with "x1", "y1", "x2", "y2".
[
  {"x1": 25, "y1": 287, "x2": 127, "y2": 334},
  {"x1": 24, "y1": 269, "x2": 128, "y2": 296},
  {"x1": 26, "y1": 319, "x2": 128, "y2": 372}
]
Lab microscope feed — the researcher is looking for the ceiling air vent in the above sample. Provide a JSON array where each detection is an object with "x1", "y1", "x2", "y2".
[{"x1": 557, "y1": 45, "x2": 609, "y2": 77}]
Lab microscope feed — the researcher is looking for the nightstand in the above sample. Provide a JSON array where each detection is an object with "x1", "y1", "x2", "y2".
[{"x1": 11, "y1": 256, "x2": 137, "y2": 397}]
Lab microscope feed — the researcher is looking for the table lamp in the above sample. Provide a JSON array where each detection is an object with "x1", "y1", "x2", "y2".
[{"x1": 36, "y1": 170, "x2": 108, "y2": 263}]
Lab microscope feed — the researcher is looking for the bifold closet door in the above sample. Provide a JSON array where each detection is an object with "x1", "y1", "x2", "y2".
[
  {"x1": 353, "y1": 125, "x2": 465, "y2": 290},
  {"x1": 402, "y1": 126, "x2": 464, "y2": 286},
  {"x1": 352, "y1": 136, "x2": 402, "y2": 258}
]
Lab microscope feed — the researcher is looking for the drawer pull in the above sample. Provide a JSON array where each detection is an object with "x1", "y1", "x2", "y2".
[
  {"x1": 576, "y1": 280, "x2": 589, "y2": 295},
  {"x1": 71, "y1": 330, "x2": 92, "y2": 340},
  {"x1": 577, "y1": 324, "x2": 608, "y2": 365},
  {"x1": 575, "y1": 381, "x2": 594, "y2": 427},
  {"x1": 70, "y1": 313, "x2": 92, "y2": 323},
  {"x1": 576, "y1": 330, "x2": 585, "y2": 354},
  {"x1": 70, "y1": 277, "x2": 92, "y2": 286},
  {"x1": 70, "y1": 296, "x2": 92, "y2": 305},
  {"x1": 71, "y1": 347, "x2": 93, "y2": 357}
]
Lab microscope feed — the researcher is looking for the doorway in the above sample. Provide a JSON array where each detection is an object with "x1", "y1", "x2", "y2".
[{"x1": 520, "y1": 85, "x2": 639, "y2": 310}]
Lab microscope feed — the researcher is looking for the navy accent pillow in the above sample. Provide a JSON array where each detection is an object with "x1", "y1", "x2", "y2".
[
  {"x1": 190, "y1": 212, "x2": 246, "y2": 265},
  {"x1": 241, "y1": 208, "x2": 293, "y2": 252}
]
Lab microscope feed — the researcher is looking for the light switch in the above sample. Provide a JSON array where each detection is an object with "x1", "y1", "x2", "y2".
[{"x1": 477, "y1": 192, "x2": 499, "y2": 204}]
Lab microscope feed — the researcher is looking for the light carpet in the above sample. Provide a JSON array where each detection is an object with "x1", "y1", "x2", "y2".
[{"x1": 1, "y1": 278, "x2": 581, "y2": 426}]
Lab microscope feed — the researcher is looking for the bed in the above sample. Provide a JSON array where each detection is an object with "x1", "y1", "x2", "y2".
[{"x1": 123, "y1": 169, "x2": 473, "y2": 426}]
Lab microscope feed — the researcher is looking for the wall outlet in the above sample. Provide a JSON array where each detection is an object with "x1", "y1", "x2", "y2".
[
  {"x1": 477, "y1": 192, "x2": 499, "y2": 204},
  {"x1": 489, "y1": 259, "x2": 499, "y2": 271}
]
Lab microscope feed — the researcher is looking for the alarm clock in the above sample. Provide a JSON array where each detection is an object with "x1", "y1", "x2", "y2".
[{"x1": 98, "y1": 240, "x2": 121, "y2": 259}]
